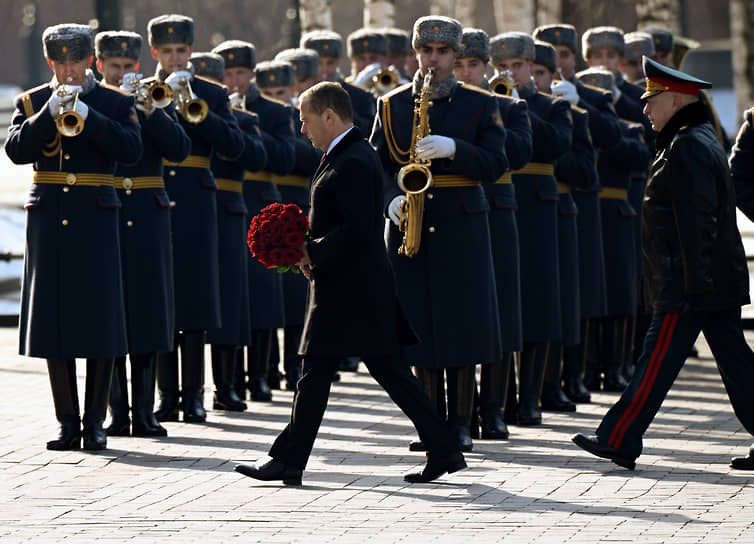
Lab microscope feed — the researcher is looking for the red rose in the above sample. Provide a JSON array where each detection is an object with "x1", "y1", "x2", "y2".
[
  {"x1": 269, "y1": 247, "x2": 283, "y2": 264},
  {"x1": 285, "y1": 231, "x2": 305, "y2": 248}
]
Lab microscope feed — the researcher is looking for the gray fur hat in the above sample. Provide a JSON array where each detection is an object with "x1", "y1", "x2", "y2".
[
  {"x1": 148, "y1": 14, "x2": 194, "y2": 47},
  {"x1": 275, "y1": 48, "x2": 319, "y2": 79},
  {"x1": 255, "y1": 60, "x2": 295, "y2": 88},
  {"x1": 212, "y1": 40, "x2": 256, "y2": 70},
  {"x1": 384, "y1": 28, "x2": 411, "y2": 54},
  {"x1": 490, "y1": 32, "x2": 535, "y2": 62},
  {"x1": 347, "y1": 28, "x2": 388, "y2": 57},
  {"x1": 458, "y1": 28, "x2": 490, "y2": 62},
  {"x1": 191, "y1": 52, "x2": 225, "y2": 82},
  {"x1": 43, "y1": 23, "x2": 94, "y2": 62},
  {"x1": 623, "y1": 31, "x2": 655, "y2": 61},
  {"x1": 533, "y1": 24, "x2": 578, "y2": 54},
  {"x1": 643, "y1": 27, "x2": 673, "y2": 54},
  {"x1": 95, "y1": 31, "x2": 142, "y2": 60},
  {"x1": 583, "y1": 26, "x2": 625, "y2": 59},
  {"x1": 300, "y1": 30, "x2": 343, "y2": 59},
  {"x1": 576, "y1": 66, "x2": 615, "y2": 91},
  {"x1": 534, "y1": 40, "x2": 558, "y2": 73},
  {"x1": 412, "y1": 16, "x2": 463, "y2": 51}
]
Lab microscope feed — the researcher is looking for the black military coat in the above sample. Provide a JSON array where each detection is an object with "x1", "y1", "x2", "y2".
[
  {"x1": 730, "y1": 107, "x2": 754, "y2": 221},
  {"x1": 299, "y1": 127, "x2": 416, "y2": 357}
]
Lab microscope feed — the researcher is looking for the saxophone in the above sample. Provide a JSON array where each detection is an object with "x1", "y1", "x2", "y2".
[{"x1": 396, "y1": 67, "x2": 434, "y2": 257}]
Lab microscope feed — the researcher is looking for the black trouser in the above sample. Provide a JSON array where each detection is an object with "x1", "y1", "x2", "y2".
[
  {"x1": 596, "y1": 308, "x2": 754, "y2": 459},
  {"x1": 269, "y1": 353, "x2": 458, "y2": 470}
]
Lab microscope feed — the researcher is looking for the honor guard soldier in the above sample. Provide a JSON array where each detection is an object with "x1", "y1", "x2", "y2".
[
  {"x1": 643, "y1": 27, "x2": 674, "y2": 67},
  {"x1": 95, "y1": 30, "x2": 190, "y2": 438},
  {"x1": 530, "y1": 40, "x2": 580, "y2": 413},
  {"x1": 454, "y1": 28, "x2": 532, "y2": 440},
  {"x1": 274, "y1": 48, "x2": 321, "y2": 101},
  {"x1": 212, "y1": 39, "x2": 295, "y2": 401},
  {"x1": 371, "y1": 16, "x2": 507, "y2": 452},
  {"x1": 148, "y1": 14, "x2": 244, "y2": 424},
  {"x1": 623, "y1": 32, "x2": 655, "y2": 86},
  {"x1": 191, "y1": 52, "x2": 267, "y2": 411},
  {"x1": 346, "y1": 28, "x2": 388, "y2": 88},
  {"x1": 300, "y1": 30, "x2": 377, "y2": 137},
  {"x1": 490, "y1": 32, "x2": 572, "y2": 426},
  {"x1": 573, "y1": 57, "x2": 754, "y2": 471},
  {"x1": 577, "y1": 67, "x2": 651, "y2": 392},
  {"x1": 5, "y1": 23, "x2": 142, "y2": 450},
  {"x1": 383, "y1": 28, "x2": 412, "y2": 80},
  {"x1": 269, "y1": 50, "x2": 324, "y2": 389}
]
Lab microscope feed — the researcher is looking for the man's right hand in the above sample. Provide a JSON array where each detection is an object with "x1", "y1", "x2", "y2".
[
  {"x1": 550, "y1": 79, "x2": 579, "y2": 105},
  {"x1": 388, "y1": 195, "x2": 406, "y2": 226},
  {"x1": 165, "y1": 70, "x2": 192, "y2": 91}
]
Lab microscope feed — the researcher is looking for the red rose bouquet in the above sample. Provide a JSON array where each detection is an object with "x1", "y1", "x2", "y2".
[{"x1": 247, "y1": 203, "x2": 309, "y2": 273}]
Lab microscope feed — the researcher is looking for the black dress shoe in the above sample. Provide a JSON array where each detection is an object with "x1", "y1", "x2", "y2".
[
  {"x1": 541, "y1": 390, "x2": 577, "y2": 412},
  {"x1": 572, "y1": 433, "x2": 636, "y2": 470},
  {"x1": 249, "y1": 377, "x2": 273, "y2": 402},
  {"x1": 132, "y1": 420, "x2": 168, "y2": 437},
  {"x1": 213, "y1": 390, "x2": 248, "y2": 412},
  {"x1": 105, "y1": 416, "x2": 131, "y2": 437},
  {"x1": 154, "y1": 394, "x2": 180, "y2": 422},
  {"x1": 47, "y1": 418, "x2": 82, "y2": 451},
  {"x1": 409, "y1": 440, "x2": 427, "y2": 452},
  {"x1": 730, "y1": 453, "x2": 754, "y2": 470},
  {"x1": 563, "y1": 376, "x2": 591, "y2": 404},
  {"x1": 235, "y1": 458, "x2": 302, "y2": 486},
  {"x1": 450, "y1": 424, "x2": 473, "y2": 452},
  {"x1": 480, "y1": 412, "x2": 509, "y2": 440},
  {"x1": 404, "y1": 452, "x2": 467, "y2": 483},
  {"x1": 82, "y1": 422, "x2": 108, "y2": 451}
]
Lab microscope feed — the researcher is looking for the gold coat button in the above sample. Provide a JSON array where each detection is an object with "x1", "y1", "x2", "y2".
[
  {"x1": 62, "y1": 187, "x2": 69, "y2": 193},
  {"x1": 63, "y1": 153, "x2": 70, "y2": 160},
  {"x1": 65, "y1": 173, "x2": 76, "y2": 185},
  {"x1": 428, "y1": 226, "x2": 436, "y2": 233},
  {"x1": 126, "y1": 220, "x2": 134, "y2": 227},
  {"x1": 125, "y1": 189, "x2": 132, "y2": 195},
  {"x1": 427, "y1": 193, "x2": 434, "y2": 199},
  {"x1": 169, "y1": 170, "x2": 176, "y2": 176},
  {"x1": 61, "y1": 219, "x2": 69, "y2": 226},
  {"x1": 169, "y1": 201, "x2": 177, "y2": 208},
  {"x1": 122, "y1": 177, "x2": 134, "y2": 190}
]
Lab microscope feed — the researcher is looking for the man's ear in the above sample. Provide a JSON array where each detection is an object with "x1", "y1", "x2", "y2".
[
  {"x1": 151, "y1": 47, "x2": 158, "y2": 61},
  {"x1": 96, "y1": 58, "x2": 103, "y2": 73},
  {"x1": 86, "y1": 55, "x2": 94, "y2": 68}
]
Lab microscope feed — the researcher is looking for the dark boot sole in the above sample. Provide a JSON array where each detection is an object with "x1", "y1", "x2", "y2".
[{"x1": 46, "y1": 440, "x2": 81, "y2": 451}]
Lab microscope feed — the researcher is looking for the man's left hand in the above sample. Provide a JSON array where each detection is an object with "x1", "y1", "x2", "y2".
[
  {"x1": 297, "y1": 243, "x2": 312, "y2": 278},
  {"x1": 416, "y1": 135, "x2": 456, "y2": 160}
]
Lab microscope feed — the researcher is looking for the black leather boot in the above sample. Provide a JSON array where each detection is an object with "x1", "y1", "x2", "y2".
[
  {"x1": 480, "y1": 355, "x2": 511, "y2": 439},
  {"x1": 517, "y1": 342, "x2": 549, "y2": 426},
  {"x1": 408, "y1": 367, "x2": 445, "y2": 451},
  {"x1": 562, "y1": 320, "x2": 592, "y2": 403},
  {"x1": 283, "y1": 325, "x2": 303, "y2": 391},
  {"x1": 234, "y1": 347, "x2": 247, "y2": 401},
  {"x1": 603, "y1": 316, "x2": 629, "y2": 392},
  {"x1": 181, "y1": 330, "x2": 207, "y2": 422},
  {"x1": 131, "y1": 353, "x2": 167, "y2": 437},
  {"x1": 211, "y1": 344, "x2": 247, "y2": 411},
  {"x1": 82, "y1": 358, "x2": 114, "y2": 450},
  {"x1": 105, "y1": 356, "x2": 131, "y2": 436},
  {"x1": 267, "y1": 332, "x2": 282, "y2": 390},
  {"x1": 248, "y1": 329, "x2": 273, "y2": 402},
  {"x1": 542, "y1": 344, "x2": 576, "y2": 412},
  {"x1": 154, "y1": 345, "x2": 180, "y2": 422},
  {"x1": 46, "y1": 359, "x2": 81, "y2": 450},
  {"x1": 446, "y1": 366, "x2": 474, "y2": 452},
  {"x1": 503, "y1": 356, "x2": 518, "y2": 424}
]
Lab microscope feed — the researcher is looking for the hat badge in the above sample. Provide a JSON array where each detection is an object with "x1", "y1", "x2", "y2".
[
  {"x1": 555, "y1": 30, "x2": 561, "y2": 37},
  {"x1": 167, "y1": 26, "x2": 174, "y2": 34},
  {"x1": 200, "y1": 61, "x2": 206, "y2": 68},
  {"x1": 362, "y1": 39, "x2": 369, "y2": 47},
  {"x1": 270, "y1": 74, "x2": 276, "y2": 82},
  {"x1": 432, "y1": 25, "x2": 441, "y2": 33},
  {"x1": 61, "y1": 45, "x2": 68, "y2": 54},
  {"x1": 633, "y1": 44, "x2": 639, "y2": 51},
  {"x1": 500, "y1": 43, "x2": 507, "y2": 50},
  {"x1": 121, "y1": 41, "x2": 128, "y2": 50},
  {"x1": 228, "y1": 52, "x2": 235, "y2": 60},
  {"x1": 323, "y1": 43, "x2": 329, "y2": 50},
  {"x1": 292, "y1": 64, "x2": 298, "y2": 71},
  {"x1": 590, "y1": 76, "x2": 598, "y2": 85},
  {"x1": 655, "y1": 37, "x2": 661, "y2": 44}
]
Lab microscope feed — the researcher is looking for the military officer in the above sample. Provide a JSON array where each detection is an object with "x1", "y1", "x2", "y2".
[
  {"x1": 191, "y1": 52, "x2": 268, "y2": 411},
  {"x1": 623, "y1": 32, "x2": 655, "y2": 86},
  {"x1": 95, "y1": 30, "x2": 190, "y2": 438},
  {"x1": 454, "y1": 28, "x2": 532, "y2": 439},
  {"x1": 372, "y1": 15, "x2": 507, "y2": 451},
  {"x1": 573, "y1": 57, "x2": 754, "y2": 471},
  {"x1": 274, "y1": 48, "x2": 321, "y2": 101},
  {"x1": 148, "y1": 14, "x2": 244, "y2": 424},
  {"x1": 300, "y1": 29, "x2": 377, "y2": 137},
  {"x1": 530, "y1": 40, "x2": 581, "y2": 413},
  {"x1": 5, "y1": 23, "x2": 142, "y2": 450},
  {"x1": 490, "y1": 32, "x2": 572, "y2": 425},
  {"x1": 212, "y1": 40, "x2": 296, "y2": 401}
]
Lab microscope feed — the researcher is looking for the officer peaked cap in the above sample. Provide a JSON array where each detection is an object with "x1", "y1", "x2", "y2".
[
  {"x1": 412, "y1": 16, "x2": 463, "y2": 51},
  {"x1": 43, "y1": 24, "x2": 94, "y2": 62},
  {"x1": 490, "y1": 32, "x2": 535, "y2": 62},
  {"x1": 301, "y1": 30, "x2": 344, "y2": 59},
  {"x1": 95, "y1": 31, "x2": 142, "y2": 60},
  {"x1": 148, "y1": 14, "x2": 194, "y2": 47},
  {"x1": 641, "y1": 55, "x2": 710, "y2": 99},
  {"x1": 191, "y1": 52, "x2": 225, "y2": 82},
  {"x1": 212, "y1": 40, "x2": 256, "y2": 70},
  {"x1": 582, "y1": 26, "x2": 625, "y2": 59},
  {"x1": 533, "y1": 24, "x2": 578, "y2": 54}
]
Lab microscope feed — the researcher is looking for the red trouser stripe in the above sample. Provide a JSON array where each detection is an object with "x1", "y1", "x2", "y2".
[{"x1": 608, "y1": 312, "x2": 679, "y2": 449}]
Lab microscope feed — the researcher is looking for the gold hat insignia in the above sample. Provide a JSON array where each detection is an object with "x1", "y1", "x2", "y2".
[
  {"x1": 270, "y1": 74, "x2": 276, "y2": 82},
  {"x1": 167, "y1": 27, "x2": 174, "y2": 34},
  {"x1": 555, "y1": 30, "x2": 561, "y2": 37},
  {"x1": 432, "y1": 25, "x2": 441, "y2": 33},
  {"x1": 228, "y1": 53, "x2": 235, "y2": 60},
  {"x1": 61, "y1": 45, "x2": 68, "y2": 54},
  {"x1": 323, "y1": 43, "x2": 329, "y2": 50}
]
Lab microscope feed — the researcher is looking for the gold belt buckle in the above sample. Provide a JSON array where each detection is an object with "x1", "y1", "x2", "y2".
[
  {"x1": 65, "y1": 173, "x2": 77, "y2": 185},
  {"x1": 122, "y1": 177, "x2": 134, "y2": 190}
]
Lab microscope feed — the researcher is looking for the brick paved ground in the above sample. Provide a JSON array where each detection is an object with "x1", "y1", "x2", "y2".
[{"x1": 0, "y1": 326, "x2": 753, "y2": 543}]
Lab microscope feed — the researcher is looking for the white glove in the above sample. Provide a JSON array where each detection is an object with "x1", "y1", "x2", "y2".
[
  {"x1": 135, "y1": 100, "x2": 154, "y2": 117},
  {"x1": 388, "y1": 195, "x2": 406, "y2": 226},
  {"x1": 47, "y1": 85, "x2": 83, "y2": 115},
  {"x1": 74, "y1": 100, "x2": 89, "y2": 121},
  {"x1": 511, "y1": 87, "x2": 520, "y2": 99},
  {"x1": 550, "y1": 79, "x2": 579, "y2": 105},
  {"x1": 415, "y1": 135, "x2": 456, "y2": 160},
  {"x1": 165, "y1": 70, "x2": 192, "y2": 91},
  {"x1": 120, "y1": 72, "x2": 141, "y2": 93},
  {"x1": 353, "y1": 63, "x2": 382, "y2": 88}
]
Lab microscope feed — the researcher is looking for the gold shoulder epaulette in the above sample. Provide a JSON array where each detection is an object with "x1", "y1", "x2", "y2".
[
  {"x1": 382, "y1": 82, "x2": 412, "y2": 100},
  {"x1": 101, "y1": 83, "x2": 129, "y2": 95},
  {"x1": 581, "y1": 82, "x2": 611, "y2": 96},
  {"x1": 570, "y1": 104, "x2": 587, "y2": 114},
  {"x1": 679, "y1": 125, "x2": 690, "y2": 132},
  {"x1": 195, "y1": 75, "x2": 226, "y2": 89},
  {"x1": 460, "y1": 82, "x2": 494, "y2": 96},
  {"x1": 24, "y1": 83, "x2": 49, "y2": 97},
  {"x1": 539, "y1": 91, "x2": 560, "y2": 100}
]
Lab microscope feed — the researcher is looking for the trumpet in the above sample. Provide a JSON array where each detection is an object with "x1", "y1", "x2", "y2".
[
  {"x1": 489, "y1": 70, "x2": 514, "y2": 96},
  {"x1": 136, "y1": 79, "x2": 173, "y2": 109},
  {"x1": 174, "y1": 77, "x2": 208, "y2": 124},
  {"x1": 54, "y1": 86, "x2": 84, "y2": 137},
  {"x1": 372, "y1": 66, "x2": 401, "y2": 95}
]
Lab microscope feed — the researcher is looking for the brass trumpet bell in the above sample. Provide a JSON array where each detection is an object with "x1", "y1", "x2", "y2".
[
  {"x1": 148, "y1": 81, "x2": 173, "y2": 109},
  {"x1": 489, "y1": 70, "x2": 514, "y2": 96},
  {"x1": 175, "y1": 77, "x2": 208, "y2": 124},
  {"x1": 54, "y1": 87, "x2": 84, "y2": 137},
  {"x1": 372, "y1": 67, "x2": 400, "y2": 95}
]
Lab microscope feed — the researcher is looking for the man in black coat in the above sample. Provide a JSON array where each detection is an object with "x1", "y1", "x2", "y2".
[
  {"x1": 572, "y1": 57, "x2": 754, "y2": 471},
  {"x1": 234, "y1": 82, "x2": 465, "y2": 485}
]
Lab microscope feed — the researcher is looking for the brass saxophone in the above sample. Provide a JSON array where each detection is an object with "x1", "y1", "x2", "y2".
[{"x1": 396, "y1": 67, "x2": 434, "y2": 258}]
